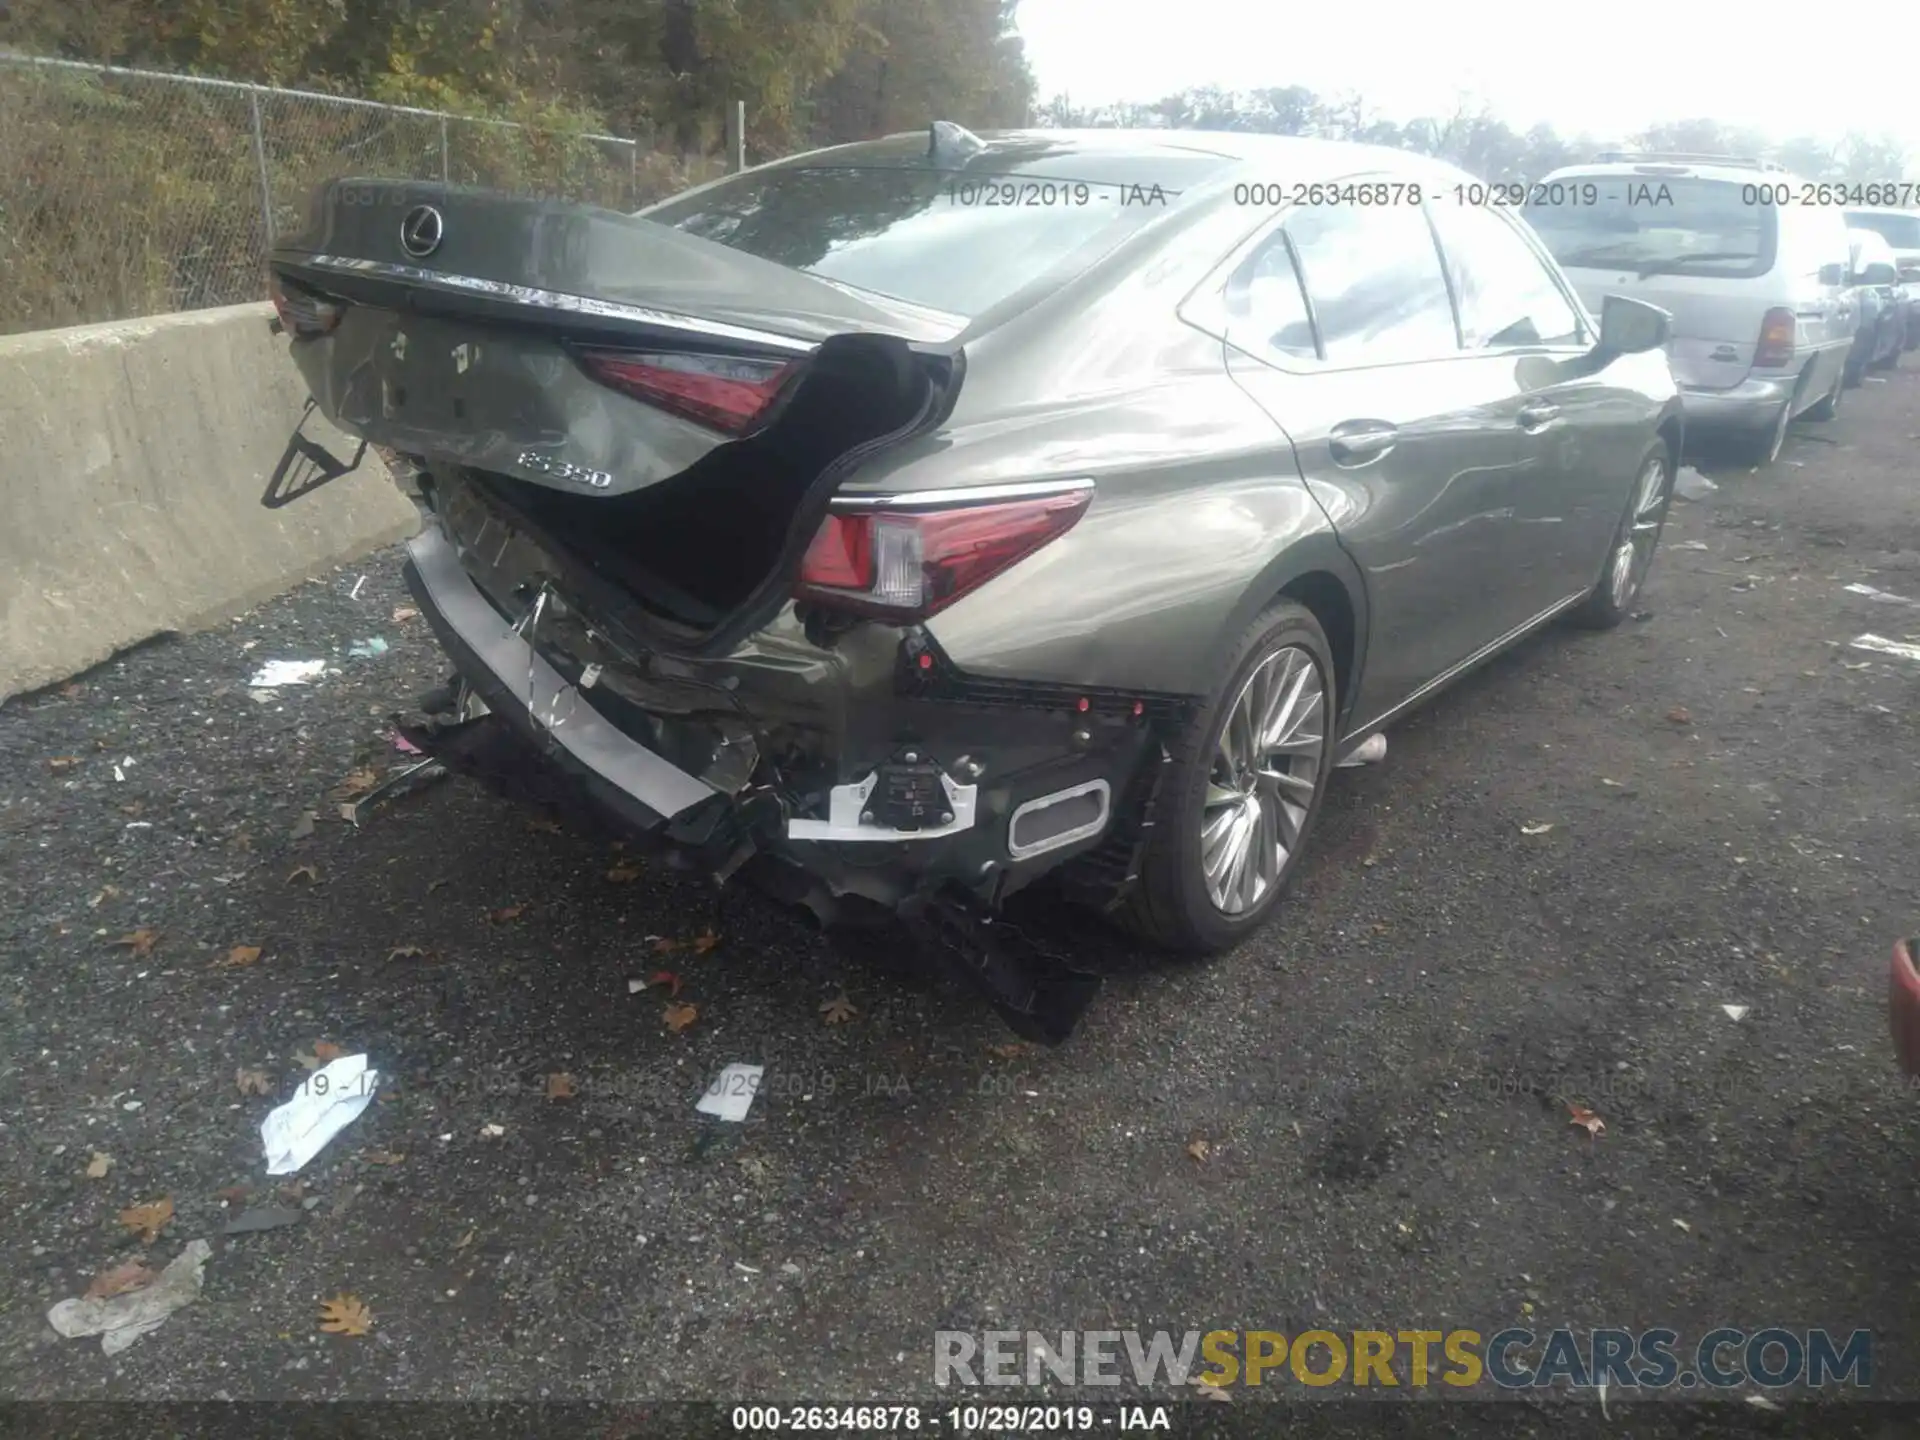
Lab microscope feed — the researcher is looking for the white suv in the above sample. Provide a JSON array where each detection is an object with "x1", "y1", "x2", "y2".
[{"x1": 1523, "y1": 154, "x2": 1856, "y2": 467}]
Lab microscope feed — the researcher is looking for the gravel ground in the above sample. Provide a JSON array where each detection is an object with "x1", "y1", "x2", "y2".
[{"x1": 3, "y1": 368, "x2": 1920, "y2": 1432}]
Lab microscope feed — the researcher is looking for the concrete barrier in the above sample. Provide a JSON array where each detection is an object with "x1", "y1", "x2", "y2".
[{"x1": 0, "y1": 302, "x2": 420, "y2": 702}]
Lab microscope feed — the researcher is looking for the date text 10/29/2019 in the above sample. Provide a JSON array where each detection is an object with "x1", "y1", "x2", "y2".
[{"x1": 729, "y1": 1405, "x2": 1172, "y2": 1432}]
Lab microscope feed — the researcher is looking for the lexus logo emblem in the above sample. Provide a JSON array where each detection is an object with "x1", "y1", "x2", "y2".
[{"x1": 399, "y1": 204, "x2": 444, "y2": 259}]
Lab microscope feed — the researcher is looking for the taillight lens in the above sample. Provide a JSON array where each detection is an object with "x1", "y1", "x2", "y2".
[
  {"x1": 796, "y1": 489, "x2": 1093, "y2": 622},
  {"x1": 268, "y1": 273, "x2": 345, "y2": 338},
  {"x1": 1753, "y1": 307, "x2": 1796, "y2": 367},
  {"x1": 578, "y1": 349, "x2": 796, "y2": 435}
]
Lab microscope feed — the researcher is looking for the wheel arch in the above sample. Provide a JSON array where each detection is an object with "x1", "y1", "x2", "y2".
[{"x1": 1206, "y1": 531, "x2": 1371, "y2": 736}]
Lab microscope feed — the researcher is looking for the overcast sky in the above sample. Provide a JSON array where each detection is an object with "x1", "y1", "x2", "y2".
[{"x1": 1015, "y1": 0, "x2": 1916, "y2": 156}]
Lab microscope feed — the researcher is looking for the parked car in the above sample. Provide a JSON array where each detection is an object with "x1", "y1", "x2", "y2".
[
  {"x1": 1844, "y1": 205, "x2": 1920, "y2": 349},
  {"x1": 1844, "y1": 227, "x2": 1906, "y2": 383},
  {"x1": 263, "y1": 128, "x2": 1683, "y2": 1039},
  {"x1": 1523, "y1": 153, "x2": 1855, "y2": 467}
]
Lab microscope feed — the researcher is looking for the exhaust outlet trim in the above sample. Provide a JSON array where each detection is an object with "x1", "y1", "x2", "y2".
[{"x1": 1007, "y1": 779, "x2": 1111, "y2": 861}]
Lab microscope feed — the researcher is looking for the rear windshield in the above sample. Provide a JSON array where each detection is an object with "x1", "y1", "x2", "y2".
[
  {"x1": 1848, "y1": 210, "x2": 1920, "y2": 250},
  {"x1": 639, "y1": 165, "x2": 1191, "y2": 317},
  {"x1": 1523, "y1": 176, "x2": 1775, "y2": 280}
]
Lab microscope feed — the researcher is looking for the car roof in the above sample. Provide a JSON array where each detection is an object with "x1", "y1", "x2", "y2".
[{"x1": 771, "y1": 128, "x2": 1470, "y2": 190}]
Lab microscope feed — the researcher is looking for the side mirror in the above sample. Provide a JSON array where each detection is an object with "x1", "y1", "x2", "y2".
[
  {"x1": 1819, "y1": 262, "x2": 1848, "y2": 287},
  {"x1": 1596, "y1": 293, "x2": 1671, "y2": 356}
]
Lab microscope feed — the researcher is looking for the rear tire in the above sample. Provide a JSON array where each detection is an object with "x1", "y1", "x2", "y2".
[
  {"x1": 1117, "y1": 601, "x2": 1336, "y2": 954},
  {"x1": 1569, "y1": 440, "x2": 1674, "y2": 630}
]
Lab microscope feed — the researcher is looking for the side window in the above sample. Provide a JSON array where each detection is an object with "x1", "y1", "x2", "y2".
[
  {"x1": 1285, "y1": 202, "x2": 1460, "y2": 364},
  {"x1": 1226, "y1": 231, "x2": 1319, "y2": 361},
  {"x1": 1429, "y1": 204, "x2": 1585, "y2": 349}
]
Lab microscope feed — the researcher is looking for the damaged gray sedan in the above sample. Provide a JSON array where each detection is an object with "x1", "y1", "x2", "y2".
[{"x1": 264, "y1": 125, "x2": 1683, "y2": 1041}]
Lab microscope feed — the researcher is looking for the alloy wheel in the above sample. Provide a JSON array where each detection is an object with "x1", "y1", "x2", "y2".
[
  {"x1": 1608, "y1": 453, "x2": 1672, "y2": 610},
  {"x1": 1200, "y1": 644, "x2": 1328, "y2": 915}
]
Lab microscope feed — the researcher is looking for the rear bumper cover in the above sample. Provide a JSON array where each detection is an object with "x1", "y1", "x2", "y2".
[{"x1": 1677, "y1": 375, "x2": 1795, "y2": 432}]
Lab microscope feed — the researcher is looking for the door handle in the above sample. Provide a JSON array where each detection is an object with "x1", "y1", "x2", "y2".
[
  {"x1": 1517, "y1": 400, "x2": 1561, "y2": 432},
  {"x1": 1328, "y1": 421, "x2": 1397, "y2": 466}
]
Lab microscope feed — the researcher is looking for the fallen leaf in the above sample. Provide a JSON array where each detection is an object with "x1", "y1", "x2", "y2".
[
  {"x1": 217, "y1": 944, "x2": 263, "y2": 968},
  {"x1": 1197, "y1": 1384, "x2": 1232, "y2": 1402},
  {"x1": 453, "y1": 1227, "x2": 477, "y2": 1250},
  {"x1": 333, "y1": 767, "x2": 380, "y2": 799},
  {"x1": 362, "y1": 1150, "x2": 406, "y2": 1166},
  {"x1": 647, "y1": 970, "x2": 683, "y2": 998},
  {"x1": 48, "y1": 756, "x2": 81, "y2": 773},
  {"x1": 545, "y1": 1072, "x2": 578, "y2": 1101},
  {"x1": 217, "y1": 1186, "x2": 252, "y2": 1206},
  {"x1": 118, "y1": 1196, "x2": 174, "y2": 1244},
  {"x1": 479, "y1": 1122, "x2": 505, "y2": 1139},
  {"x1": 235, "y1": 1068, "x2": 272, "y2": 1097},
  {"x1": 1520, "y1": 822, "x2": 1555, "y2": 836},
  {"x1": 651, "y1": 936, "x2": 682, "y2": 955},
  {"x1": 287, "y1": 864, "x2": 320, "y2": 885},
  {"x1": 692, "y1": 927, "x2": 721, "y2": 955},
  {"x1": 317, "y1": 1293, "x2": 373, "y2": 1336},
  {"x1": 312, "y1": 1041, "x2": 344, "y2": 1063},
  {"x1": 88, "y1": 885, "x2": 119, "y2": 908},
  {"x1": 1186, "y1": 1138, "x2": 1212, "y2": 1164},
  {"x1": 387, "y1": 945, "x2": 425, "y2": 962},
  {"x1": 1666, "y1": 706, "x2": 1692, "y2": 726},
  {"x1": 1673, "y1": 1217, "x2": 1692, "y2": 1234},
  {"x1": 60, "y1": 682, "x2": 84, "y2": 699},
  {"x1": 663, "y1": 1001, "x2": 699, "y2": 1033},
  {"x1": 337, "y1": 802, "x2": 359, "y2": 823},
  {"x1": 112, "y1": 929, "x2": 159, "y2": 958},
  {"x1": 820, "y1": 994, "x2": 858, "y2": 1026},
  {"x1": 525, "y1": 816, "x2": 562, "y2": 835},
  {"x1": 489, "y1": 904, "x2": 528, "y2": 924},
  {"x1": 987, "y1": 1042, "x2": 1029, "y2": 1059},
  {"x1": 1567, "y1": 1104, "x2": 1606, "y2": 1139},
  {"x1": 86, "y1": 1260, "x2": 157, "y2": 1301},
  {"x1": 392, "y1": 606, "x2": 419, "y2": 623},
  {"x1": 606, "y1": 861, "x2": 643, "y2": 883},
  {"x1": 84, "y1": 1151, "x2": 113, "y2": 1179}
]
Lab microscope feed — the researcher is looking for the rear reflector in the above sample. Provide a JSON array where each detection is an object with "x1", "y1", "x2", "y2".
[
  {"x1": 578, "y1": 349, "x2": 796, "y2": 435},
  {"x1": 268, "y1": 274, "x2": 345, "y2": 338},
  {"x1": 1753, "y1": 307, "x2": 1796, "y2": 368},
  {"x1": 796, "y1": 488, "x2": 1094, "y2": 623}
]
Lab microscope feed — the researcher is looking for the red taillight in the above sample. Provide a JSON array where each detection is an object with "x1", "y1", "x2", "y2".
[
  {"x1": 1753, "y1": 307, "x2": 1796, "y2": 368},
  {"x1": 268, "y1": 273, "x2": 345, "y2": 338},
  {"x1": 795, "y1": 488, "x2": 1093, "y2": 622},
  {"x1": 578, "y1": 349, "x2": 795, "y2": 435}
]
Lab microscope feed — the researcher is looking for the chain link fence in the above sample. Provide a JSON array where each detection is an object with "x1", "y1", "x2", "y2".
[{"x1": 0, "y1": 53, "x2": 719, "y2": 336}]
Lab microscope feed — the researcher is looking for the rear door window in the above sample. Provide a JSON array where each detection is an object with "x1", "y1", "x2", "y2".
[{"x1": 1524, "y1": 176, "x2": 1777, "y2": 280}]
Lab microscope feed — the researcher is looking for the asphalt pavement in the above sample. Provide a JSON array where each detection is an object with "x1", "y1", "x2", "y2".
[{"x1": 4, "y1": 367, "x2": 1920, "y2": 1433}]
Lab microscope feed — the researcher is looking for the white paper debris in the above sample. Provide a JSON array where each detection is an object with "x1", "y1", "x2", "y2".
[
  {"x1": 1520, "y1": 822, "x2": 1555, "y2": 835},
  {"x1": 1845, "y1": 583, "x2": 1920, "y2": 606},
  {"x1": 49, "y1": 1240, "x2": 212, "y2": 1354},
  {"x1": 249, "y1": 659, "x2": 326, "y2": 687},
  {"x1": 260, "y1": 1055, "x2": 379, "y2": 1175},
  {"x1": 1672, "y1": 540, "x2": 1710, "y2": 551},
  {"x1": 1722, "y1": 1004, "x2": 1749, "y2": 1022},
  {"x1": 696, "y1": 1063, "x2": 765, "y2": 1123},
  {"x1": 1337, "y1": 733, "x2": 1387, "y2": 768},
  {"x1": 1673, "y1": 467, "x2": 1717, "y2": 501},
  {"x1": 1850, "y1": 634, "x2": 1920, "y2": 663}
]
